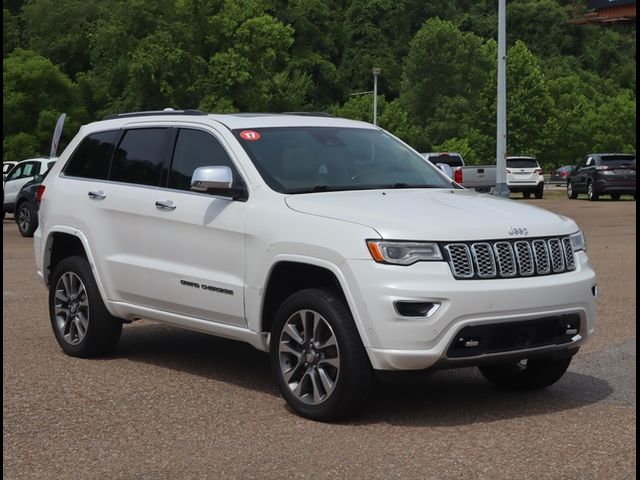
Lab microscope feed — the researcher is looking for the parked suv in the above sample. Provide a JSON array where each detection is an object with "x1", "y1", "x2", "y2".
[
  {"x1": 567, "y1": 153, "x2": 636, "y2": 201},
  {"x1": 506, "y1": 156, "x2": 545, "y2": 198},
  {"x1": 35, "y1": 110, "x2": 597, "y2": 421}
]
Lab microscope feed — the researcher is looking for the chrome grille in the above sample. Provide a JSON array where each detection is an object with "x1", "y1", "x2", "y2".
[
  {"x1": 493, "y1": 242, "x2": 516, "y2": 277},
  {"x1": 562, "y1": 238, "x2": 576, "y2": 271},
  {"x1": 443, "y1": 236, "x2": 576, "y2": 280},
  {"x1": 444, "y1": 244, "x2": 473, "y2": 278},
  {"x1": 471, "y1": 243, "x2": 496, "y2": 278},
  {"x1": 514, "y1": 241, "x2": 534, "y2": 276}
]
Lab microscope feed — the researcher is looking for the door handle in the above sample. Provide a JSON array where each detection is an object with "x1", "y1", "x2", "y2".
[
  {"x1": 155, "y1": 200, "x2": 176, "y2": 211},
  {"x1": 88, "y1": 190, "x2": 107, "y2": 200}
]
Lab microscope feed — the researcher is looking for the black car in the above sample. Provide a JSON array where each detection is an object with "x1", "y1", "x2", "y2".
[
  {"x1": 567, "y1": 153, "x2": 636, "y2": 201},
  {"x1": 14, "y1": 170, "x2": 49, "y2": 237}
]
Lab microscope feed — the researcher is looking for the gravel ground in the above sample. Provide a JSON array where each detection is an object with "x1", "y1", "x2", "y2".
[{"x1": 3, "y1": 195, "x2": 636, "y2": 480}]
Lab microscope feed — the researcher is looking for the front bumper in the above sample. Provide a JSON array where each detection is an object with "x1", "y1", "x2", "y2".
[{"x1": 342, "y1": 252, "x2": 597, "y2": 370}]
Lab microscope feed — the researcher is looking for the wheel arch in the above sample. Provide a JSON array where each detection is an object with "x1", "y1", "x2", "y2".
[
  {"x1": 43, "y1": 228, "x2": 112, "y2": 311},
  {"x1": 259, "y1": 259, "x2": 372, "y2": 349}
]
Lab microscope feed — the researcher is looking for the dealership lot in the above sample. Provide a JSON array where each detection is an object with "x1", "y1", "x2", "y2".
[{"x1": 3, "y1": 196, "x2": 636, "y2": 480}]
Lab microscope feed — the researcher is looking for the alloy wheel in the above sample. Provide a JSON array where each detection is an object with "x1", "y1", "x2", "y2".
[
  {"x1": 18, "y1": 206, "x2": 31, "y2": 233},
  {"x1": 54, "y1": 272, "x2": 90, "y2": 345},
  {"x1": 278, "y1": 309, "x2": 340, "y2": 405}
]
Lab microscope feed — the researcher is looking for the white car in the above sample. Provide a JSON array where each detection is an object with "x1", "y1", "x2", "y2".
[
  {"x1": 3, "y1": 157, "x2": 57, "y2": 217},
  {"x1": 34, "y1": 110, "x2": 597, "y2": 420},
  {"x1": 3, "y1": 161, "x2": 18, "y2": 181},
  {"x1": 506, "y1": 156, "x2": 545, "y2": 198}
]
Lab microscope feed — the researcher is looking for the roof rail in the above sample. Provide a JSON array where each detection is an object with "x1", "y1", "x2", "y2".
[
  {"x1": 282, "y1": 111, "x2": 334, "y2": 117},
  {"x1": 102, "y1": 108, "x2": 208, "y2": 120}
]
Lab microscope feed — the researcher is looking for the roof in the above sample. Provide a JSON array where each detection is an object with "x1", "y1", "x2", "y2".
[{"x1": 96, "y1": 110, "x2": 376, "y2": 131}]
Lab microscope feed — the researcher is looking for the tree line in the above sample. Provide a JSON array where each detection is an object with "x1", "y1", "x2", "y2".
[{"x1": 3, "y1": 0, "x2": 636, "y2": 170}]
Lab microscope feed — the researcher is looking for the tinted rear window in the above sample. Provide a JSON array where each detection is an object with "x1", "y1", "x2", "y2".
[
  {"x1": 600, "y1": 155, "x2": 635, "y2": 167},
  {"x1": 64, "y1": 131, "x2": 118, "y2": 179},
  {"x1": 110, "y1": 129, "x2": 167, "y2": 186},
  {"x1": 428, "y1": 154, "x2": 464, "y2": 168},
  {"x1": 507, "y1": 158, "x2": 539, "y2": 168}
]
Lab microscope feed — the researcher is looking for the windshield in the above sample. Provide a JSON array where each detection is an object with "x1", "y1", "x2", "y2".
[
  {"x1": 507, "y1": 158, "x2": 539, "y2": 168},
  {"x1": 233, "y1": 127, "x2": 454, "y2": 194},
  {"x1": 601, "y1": 155, "x2": 635, "y2": 167}
]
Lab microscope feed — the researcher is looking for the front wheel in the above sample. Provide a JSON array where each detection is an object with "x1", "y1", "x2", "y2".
[
  {"x1": 270, "y1": 288, "x2": 372, "y2": 421},
  {"x1": 49, "y1": 256, "x2": 122, "y2": 357},
  {"x1": 522, "y1": 191, "x2": 531, "y2": 199},
  {"x1": 479, "y1": 355, "x2": 573, "y2": 390},
  {"x1": 610, "y1": 193, "x2": 621, "y2": 200}
]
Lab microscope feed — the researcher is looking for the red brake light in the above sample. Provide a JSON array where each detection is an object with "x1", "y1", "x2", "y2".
[
  {"x1": 36, "y1": 185, "x2": 46, "y2": 204},
  {"x1": 534, "y1": 168, "x2": 543, "y2": 174},
  {"x1": 453, "y1": 168, "x2": 462, "y2": 184}
]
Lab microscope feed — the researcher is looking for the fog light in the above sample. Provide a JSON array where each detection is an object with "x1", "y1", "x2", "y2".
[{"x1": 395, "y1": 302, "x2": 440, "y2": 317}]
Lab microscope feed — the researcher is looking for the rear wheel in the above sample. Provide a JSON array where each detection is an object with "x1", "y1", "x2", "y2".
[
  {"x1": 610, "y1": 193, "x2": 620, "y2": 200},
  {"x1": 49, "y1": 256, "x2": 122, "y2": 357},
  {"x1": 270, "y1": 288, "x2": 372, "y2": 421},
  {"x1": 534, "y1": 184, "x2": 544, "y2": 199},
  {"x1": 16, "y1": 201, "x2": 38, "y2": 237},
  {"x1": 479, "y1": 355, "x2": 573, "y2": 390},
  {"x1": 567, "y1": 181, "x2": 578, "y2": 199},
  {"x1": 587, "y1": 181, "x2": 599, "y2": 201}
]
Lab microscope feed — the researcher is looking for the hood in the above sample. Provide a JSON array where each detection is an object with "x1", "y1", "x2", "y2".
[{"x1": 285, "y1": 188, "x2": 578, "y2": 241}]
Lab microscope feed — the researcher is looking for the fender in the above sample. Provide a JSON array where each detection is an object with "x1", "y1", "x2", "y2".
[
  {"x1": 42, "y1": 225, "x2": 116, "y2": 316},
  {"x1": 251, "y1": 253, "x2": 378, "y2": 350}
]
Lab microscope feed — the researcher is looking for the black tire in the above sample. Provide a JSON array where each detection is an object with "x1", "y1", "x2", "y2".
[
  {"x1": 587, "y1": 181, "x2": 599, "y2": 201},
  {"x1": 522, "y1": 191, "x2": 531, "y2": 199},
  {"x1": 567, "y1": 181, "x2": 578, "y2": 199},
  {"x1": 479, "y1": 355, "x2": 573, "y2": 390},
  {"x1": 49, "y1": 256, "x2": 122, "y2": 357},
  {"x1": 534, "y1": 184, "x2": 544, "y2": 199},
  {"x1": 270, "y1": 288, "x2": 372, "y2": 421},
  {"x1": 610, "y1": 193, "x2": 620, "y2": 201},
  {"x1": 15, "y1": 201, "x2": 38, "y2": 237}
]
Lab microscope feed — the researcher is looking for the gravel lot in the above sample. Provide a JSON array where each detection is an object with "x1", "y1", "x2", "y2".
[{"x1": 3, "y1": 196, "x2": 636, "y2": 480}]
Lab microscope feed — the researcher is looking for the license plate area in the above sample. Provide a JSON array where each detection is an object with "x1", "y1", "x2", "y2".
[{"x1": 447, "y1": 314, "x2": 580, "y2": 358}]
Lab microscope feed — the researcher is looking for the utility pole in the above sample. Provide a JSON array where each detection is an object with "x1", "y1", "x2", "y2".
[
  {"x1": 492, "y1": 0, "x2": 510, "y2": 197},
  {"x1": 372, "y1": 67, "x2": 381, "y2": 125}
]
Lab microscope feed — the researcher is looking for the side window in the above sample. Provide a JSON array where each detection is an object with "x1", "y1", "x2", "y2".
[
  {"x1": 7, "y1": 162, "x2": 38, "y2": 181},
  {"x1": 110, "y1": 128, "x2": 168, "y2": 186},
  {"x1": 586, "y1": 157, "x2": 594, "y2": 167},
  {"x1": 64, "y1": 131, "x2": 119, "y2": 180},
  {"x1": 168, "y1": 129, "x2": 242, "y2": 191}
]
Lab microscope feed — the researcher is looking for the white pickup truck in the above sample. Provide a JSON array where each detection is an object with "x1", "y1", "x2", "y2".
[{"x1": 35, "y1": 111, "x2": 597, "y2": 421}]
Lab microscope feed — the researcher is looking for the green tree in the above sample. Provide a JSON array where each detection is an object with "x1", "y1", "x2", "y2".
[
  {"x1": 3, "y1": 49, "x2": 85, "y2": 160},
  {"x1": 21, "y1": 0, "x2": 104, "y2": 78},
  {"x1": 401, "y1": 18, "x2": 494, "y2": 150}
]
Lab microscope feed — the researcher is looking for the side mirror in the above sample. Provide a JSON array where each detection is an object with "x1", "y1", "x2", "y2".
[
  {"x1": 435, "y1": 163, "x2": 453, "y2": 179},
  {"x1": 191, "y1": 166, "x2": 247, "y2": 201}
]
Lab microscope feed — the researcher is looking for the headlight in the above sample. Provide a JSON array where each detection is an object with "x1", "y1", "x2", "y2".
[
  {"x1": 367, "y1": 240, "x2": 443, "y2": 265},
  {"x1": 569, "y1": 231, "x2": 586, "y2": 252}
]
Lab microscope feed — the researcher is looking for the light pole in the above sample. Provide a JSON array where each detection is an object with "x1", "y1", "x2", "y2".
[
  {"x1": 492, "y1": 0, "x2": 510, "y2": 197},
  {"x1": 372, "y1": 67, "x2": 381, "y2": 125}
]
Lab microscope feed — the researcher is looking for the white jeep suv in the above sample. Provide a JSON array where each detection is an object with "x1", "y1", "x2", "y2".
[{"x1": 34, "y1": 110, "x2": 597, "y2": 420}]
